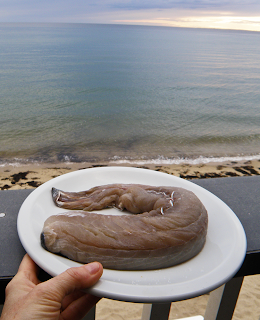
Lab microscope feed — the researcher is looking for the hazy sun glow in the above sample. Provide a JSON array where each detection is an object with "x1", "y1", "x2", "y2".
[{"x1": 114, "y1": 15, "x2": 260, "y2": 32}]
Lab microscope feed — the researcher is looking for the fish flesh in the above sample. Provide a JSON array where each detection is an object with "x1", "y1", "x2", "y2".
[{"x1": 41, "y1": 184, "x2": 208, "y2": 270}]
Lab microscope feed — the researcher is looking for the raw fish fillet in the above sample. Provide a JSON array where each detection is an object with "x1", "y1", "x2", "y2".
[{"x1": 41, "y1": 184, "x2": 208, "y2": 270}]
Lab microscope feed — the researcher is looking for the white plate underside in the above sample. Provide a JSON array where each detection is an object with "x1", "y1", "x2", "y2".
[{"x1": 17, "y1": 167, "x2": 246, "y2": 303}]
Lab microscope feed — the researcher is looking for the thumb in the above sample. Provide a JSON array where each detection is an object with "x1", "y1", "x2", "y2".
[{"x1": 40, "y1": 262, "x2": 103, "y2": 301}]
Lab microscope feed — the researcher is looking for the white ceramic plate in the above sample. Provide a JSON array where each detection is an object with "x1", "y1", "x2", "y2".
[{"x1": 17, "y1": 166, "x2": 246, "y2": 303}]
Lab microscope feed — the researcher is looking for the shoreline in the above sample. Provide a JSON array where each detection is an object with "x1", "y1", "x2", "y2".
[{"x1": 0, "y1": 158, "x2": 259, "y2": 190}]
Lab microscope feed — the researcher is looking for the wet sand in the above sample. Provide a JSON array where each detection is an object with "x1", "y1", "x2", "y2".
[{"x1": 1, "y1": 159, "x2": 260, "y2": 319}]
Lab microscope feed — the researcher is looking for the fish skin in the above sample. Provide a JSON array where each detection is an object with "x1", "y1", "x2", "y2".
[{"x1": 41, "y1": 184, "x2": 208, "y2": 270}]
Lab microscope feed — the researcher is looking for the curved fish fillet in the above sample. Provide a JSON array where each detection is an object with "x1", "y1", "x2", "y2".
[{"x1": 41, "y1": 184, "x2": 208, "y2": 270}]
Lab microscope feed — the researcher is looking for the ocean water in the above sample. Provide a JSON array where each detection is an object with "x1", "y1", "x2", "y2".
[{"x1": 1, "y1": 23, "x2": 260, "y2": 165}]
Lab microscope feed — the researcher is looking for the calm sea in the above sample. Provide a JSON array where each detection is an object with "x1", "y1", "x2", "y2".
[{"x1": 1, "y1": 23, "x2": 260, "y2": 165}]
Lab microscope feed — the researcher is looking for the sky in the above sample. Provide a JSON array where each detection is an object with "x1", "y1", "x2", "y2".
[{"x1": 1, "y1": 0, "x2": 260, "y2": 32}]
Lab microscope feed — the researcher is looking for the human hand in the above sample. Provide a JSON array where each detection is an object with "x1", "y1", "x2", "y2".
[{"x1": 1, "y1": 254, "x2": 103, "y2": 320}]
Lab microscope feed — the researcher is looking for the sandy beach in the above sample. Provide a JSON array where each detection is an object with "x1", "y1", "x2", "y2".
[
  {"x1": 0, "y1": 158, "x2": 260, "y2": 191},
  {"x1": 1, "y1": 158, "x2": 260, "y2": 319}
]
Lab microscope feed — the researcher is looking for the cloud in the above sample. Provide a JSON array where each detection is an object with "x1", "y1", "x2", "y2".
[
  {"x1": 109, "y1": 0, "x2": 223, "y2": 10},
  {"x1": 0, "y1": 0, "x2": 260, "y2": 31},
  {"x1": 107, "y1": 0, "x2": 260, "y2": 14}
]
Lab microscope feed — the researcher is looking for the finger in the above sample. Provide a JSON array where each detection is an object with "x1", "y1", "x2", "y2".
[
  {"x1": 61, "y1": 290, "x2": 87, "y2": 310},
  {"x1": 61, "y1": 293, "x2": 101, "y2": 320},
  {"x1": 4, "y1": 254, "x2": 40, "y2": 302},
  {"x1": 16, "y1": 254, "x2": 40, "y2": 285},
  {"x1": 40, "y1": 261, "x2": 103, "y2": 302},
  {"x1": 18, "y1": 254, "x2": 38, "y2": 271},
  {"x1": 61, "y1": 290, "x2": 101, "y2": 311}
]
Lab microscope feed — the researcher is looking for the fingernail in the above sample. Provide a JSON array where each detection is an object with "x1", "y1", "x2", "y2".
[{"x1": 85, "y1": 262, "x2": 100, "y2": 275}]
